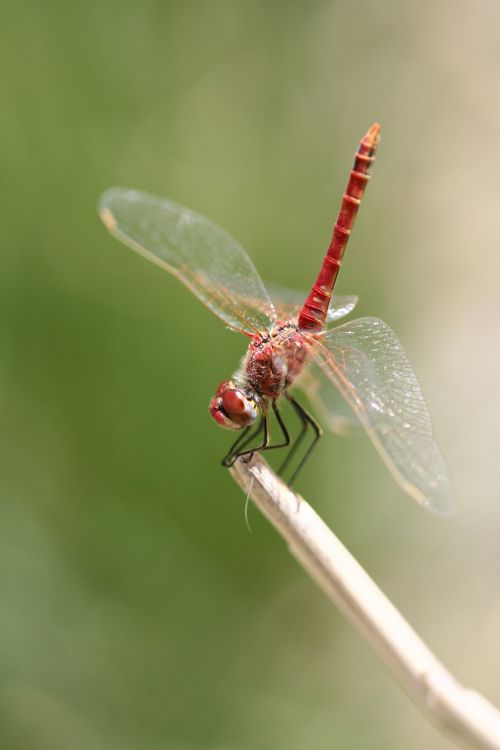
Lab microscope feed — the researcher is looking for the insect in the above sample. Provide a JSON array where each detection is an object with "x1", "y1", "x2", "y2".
[{"x1": 99, "y1": 123, "x2": 454, "y2": 515}]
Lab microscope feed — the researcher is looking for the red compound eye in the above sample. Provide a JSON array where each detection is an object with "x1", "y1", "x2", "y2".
[
  {"x1": 221, "y1": 389, "x2": 246, "y2": 416},
  {"x1": 209, "y1": 381, "x2": 258, "y2": 430},
  {"x1": 214, "y1": 380, "x2": 231, "y2": 398},
  {"x1": 209, "y1": 398, "x2": 228, "y2": 426}
]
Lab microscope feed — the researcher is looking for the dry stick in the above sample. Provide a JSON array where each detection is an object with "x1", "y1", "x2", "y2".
[{"x1": 230, "y1": 454, "x2": 500, "y2": 750}]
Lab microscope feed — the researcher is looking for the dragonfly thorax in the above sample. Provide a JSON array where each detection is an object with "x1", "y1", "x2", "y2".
[{"x1": 244, "y1": 321, "x2": 312, "y2": 399}]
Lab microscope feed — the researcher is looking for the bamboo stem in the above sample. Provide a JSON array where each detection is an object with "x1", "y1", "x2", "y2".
[{"x1": 229, "y1": 454, "x2": 500, "y2": 750}]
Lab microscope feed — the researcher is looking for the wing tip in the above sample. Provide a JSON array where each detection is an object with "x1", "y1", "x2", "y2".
[
  {"x1": 423, "y1": 498, "x2": 455, "y2": 518},
  {"x1": 98, "y1": 187, "x2": 122, "y2": 232},
  {"x1": 99, "y1": 206, "x2": 117, "y2": 232},
  {"x1": 402, "y1": 477, "x2": 455, "y2": 517},
  {"x1": 97, "y1": 186, "x2": 142, "y2": 232},
  {"x1": 417, "y1": 488, "x2": 455, "y2": 518},
  {"x1": 98, "y1": 187, "x2": 138, "y2": 218},
  {"x1": 430, "y1": 496, "x2": 456, "y2": 518}
]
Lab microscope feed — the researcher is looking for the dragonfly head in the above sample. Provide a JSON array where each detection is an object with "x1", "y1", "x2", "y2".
[{"x1": 209, "y1": 380, "x2": 260, "y2": 430}]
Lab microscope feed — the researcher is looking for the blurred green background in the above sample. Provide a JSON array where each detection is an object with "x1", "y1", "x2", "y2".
[{"x1": 1, "y1": 1, "x2": 500, "y2": 748}]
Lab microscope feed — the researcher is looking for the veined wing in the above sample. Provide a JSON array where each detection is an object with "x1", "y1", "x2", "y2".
[
  {"x1": 266, "y1": 284, "x2": 358, "y2": 324},
  {"x1": 294, "y1": 363, "x2": 360, "y2": 436},
  {"x1": 313, "y1": 317, "x2": 454, "y2": 515},
  {"x1": 99, "y1": 188, "x2": 276, "y2": 335}
]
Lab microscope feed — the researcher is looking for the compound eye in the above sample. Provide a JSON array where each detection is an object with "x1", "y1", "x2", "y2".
[
  {"x1": 209, "y1": 397, "x2": 235, "y2": 428},
  {"x1": 214, "y1": 380, "x2": 232, "y2": 398},
  {"x1": 221, "y1": 389, "x2": 246, "y2": 416},
  {"x1": 209, "y1": 382, "x2": 259, "y2": 430}
]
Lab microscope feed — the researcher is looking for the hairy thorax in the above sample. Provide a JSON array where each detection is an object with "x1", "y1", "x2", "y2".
[{"x1": 241, "y1": 321, "x2": 313, "y2": 399}]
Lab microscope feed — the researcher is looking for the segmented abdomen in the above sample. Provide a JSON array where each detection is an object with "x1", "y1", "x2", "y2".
[{"x1": 298, "y1": 123, "x2": 380, "y2": 332}]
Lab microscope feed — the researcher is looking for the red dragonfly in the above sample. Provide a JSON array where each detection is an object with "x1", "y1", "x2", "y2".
[{"x1": 99, "y1": 123, "x2": 454, "y2": 515}]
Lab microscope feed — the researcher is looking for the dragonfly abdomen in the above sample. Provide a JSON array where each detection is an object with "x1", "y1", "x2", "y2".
[{"x1": 298, "y1": 123, "x2": 380, "y2": 332}]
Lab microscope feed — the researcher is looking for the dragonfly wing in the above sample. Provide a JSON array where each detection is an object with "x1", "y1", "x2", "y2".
[
  {"x1": 99, "y1": 188, "x2": 276, "y2": 334},
  {"x1": 313, "y1": 317, "x2": 454, "y2": 515},
  {"x1": 326, "y1": 295, "x2": 359, "y2": 322},
  {"x1": 266, "y1": 283, "x2": 358, "y2": 323},
  {"x1": 294, "y1": 364, "x2": 361, "y2": 436}
]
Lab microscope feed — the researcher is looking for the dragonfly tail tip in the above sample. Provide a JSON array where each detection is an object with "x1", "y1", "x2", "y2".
[{"x1": 364, "y1": 122, "x2": 381, "y2": 146}]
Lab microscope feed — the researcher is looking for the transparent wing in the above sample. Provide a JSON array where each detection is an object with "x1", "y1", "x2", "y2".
[
  {"x1": 294, "y1": 363, "x2": 361, "y2": 436},
  {"x1": 99, "y1": 188, "x2": 276, "y2": 334},
  {"x1": 313, "y1": 317, "x2": 454, "y2": 515},
  {"x1": 266, "y1": 283, "x2": 358, "y2": 324}
]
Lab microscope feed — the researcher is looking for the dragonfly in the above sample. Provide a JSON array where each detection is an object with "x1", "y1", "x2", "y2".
[{"x1": 99, "y1": 123, "x2": 454, "y2": 515}]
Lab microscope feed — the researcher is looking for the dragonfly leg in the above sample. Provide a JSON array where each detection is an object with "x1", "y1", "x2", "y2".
[
  {"x1": 265, "y1": 399, "x2": 291, "y2": 451},
  {"x1": 229, "y1": 410, "x2": 271, "y2": 464},
  {"x1": 222, "y1": 422, "x2": 261, "y2": 468},
  {"x1": 223, "y1": 399, "x2": 292, "y2": 467},
  {"x1": 237, "y1": 399, "x2": 292, "y2": 458},
  {"x1": 277, "y1": 398, "x2": 309, "y2": 477},
  {"x1": 279, "y1": 395, "x2": 323, "y2": 485}
]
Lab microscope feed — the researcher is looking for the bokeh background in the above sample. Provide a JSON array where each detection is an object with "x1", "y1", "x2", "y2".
[{"x1": 1, "y1": 1, "x2": 500, "y2": 748}]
